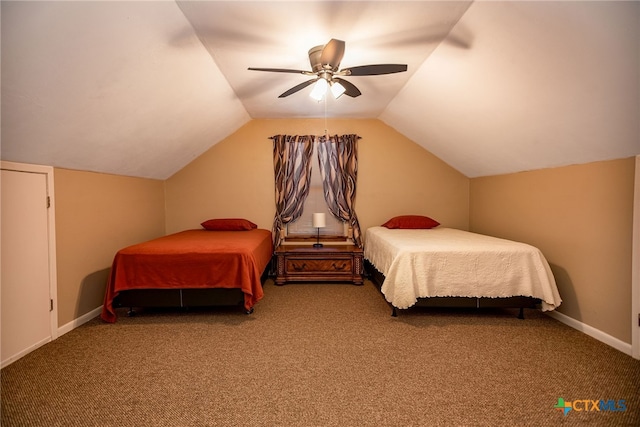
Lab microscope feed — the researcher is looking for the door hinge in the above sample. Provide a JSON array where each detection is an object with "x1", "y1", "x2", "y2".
[
  {"x1": 46, "y1": 196, "x2": 51, "y2": 208},
  {"x1": 50, "y1": 299, "x2": 54, "y2": 312}
]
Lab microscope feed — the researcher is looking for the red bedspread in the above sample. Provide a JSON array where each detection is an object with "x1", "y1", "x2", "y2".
[{"x1": 101, "y1": 229, "x2": 273, "y2": 322}]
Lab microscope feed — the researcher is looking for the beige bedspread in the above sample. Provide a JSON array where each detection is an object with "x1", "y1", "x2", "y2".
[{"x1": 364, "y1": 227, "x2": 562, "y2": 311}]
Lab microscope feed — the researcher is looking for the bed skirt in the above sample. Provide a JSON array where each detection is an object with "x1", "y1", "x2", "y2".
[
  {"x1": 365, "y1": 260, "x2": 540, "y2": 317},
  {"x1": 112, "y1": 265, "x2": 271, "y2": 316}
]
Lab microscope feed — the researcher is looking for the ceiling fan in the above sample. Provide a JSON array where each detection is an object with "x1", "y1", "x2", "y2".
[{"x1": 248, "y1": 39, "x2": 407, "y2": 99}]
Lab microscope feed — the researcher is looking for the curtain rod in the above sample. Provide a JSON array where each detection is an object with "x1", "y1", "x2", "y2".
[{"x1": 268, "y1": 134, "x2": 361, "y2": 140}]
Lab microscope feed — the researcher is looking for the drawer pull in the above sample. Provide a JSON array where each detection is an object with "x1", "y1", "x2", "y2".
[
  {"x1": 332, "y1": 262, "x2": 348, "y2": 271},
  {"x1": 292, "y1": 262, "x2": 307, "y2": 271}
]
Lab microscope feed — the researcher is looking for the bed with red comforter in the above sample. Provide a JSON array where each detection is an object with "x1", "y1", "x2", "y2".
[{"x1": 101, "y1": 228, "x2": 273, "y2": 322}]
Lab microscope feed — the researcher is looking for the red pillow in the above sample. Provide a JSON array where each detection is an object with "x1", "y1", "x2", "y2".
[
  {"x1": 381, "y1": 215, "x2": 440, "y2": 229},
  {"x1": 201, "y1": 218, "x2": 257, "y2": 231}
]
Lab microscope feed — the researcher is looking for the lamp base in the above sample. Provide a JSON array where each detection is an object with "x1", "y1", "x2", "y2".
[{"x1": 313, "y1": 226, "x2": 323, "y2": 248}]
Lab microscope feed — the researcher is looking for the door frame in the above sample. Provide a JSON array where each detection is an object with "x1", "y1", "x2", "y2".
[
  {"x1": 632, "y1": 156, "x2": 639, "y2": 359},
  {"x1": 1, "y1": 161, "x2": 58, "y2": 359}
]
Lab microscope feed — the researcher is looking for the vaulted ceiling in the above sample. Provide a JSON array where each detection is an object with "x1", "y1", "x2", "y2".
[{"x1": 2, "y1": 1, "x2": 638, "y2": 179}]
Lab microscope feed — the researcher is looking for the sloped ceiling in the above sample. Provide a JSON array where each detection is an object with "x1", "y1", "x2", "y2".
[{"x1": 1, "y1": 1, "x2": 638, "y2": 180}]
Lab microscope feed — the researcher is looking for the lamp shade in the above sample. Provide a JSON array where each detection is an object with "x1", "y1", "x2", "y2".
[{"x1": 312, "y1": 213, "x2": 326, "y2": 228}]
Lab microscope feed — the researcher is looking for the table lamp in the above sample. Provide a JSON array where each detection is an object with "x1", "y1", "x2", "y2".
[{"x1": 312, "y1": 213, "x2": 326, "y2": 248}]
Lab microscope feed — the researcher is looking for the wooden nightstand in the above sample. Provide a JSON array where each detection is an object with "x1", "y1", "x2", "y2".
[{"x1": 275, "y1": 245, "x2": 364, "y2": 285}]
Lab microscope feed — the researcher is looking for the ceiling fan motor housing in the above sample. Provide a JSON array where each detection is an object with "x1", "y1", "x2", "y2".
[{"x1": 308, "y1": 45, "x2": 325, "y2": 72}]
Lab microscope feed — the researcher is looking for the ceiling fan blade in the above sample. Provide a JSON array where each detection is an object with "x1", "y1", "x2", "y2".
[
  {"x1": 333, "y1": 78, "x2": 361, "y2": 98},
  {"x1": 341, "y1": 64, "x2": 408, "y2": 76},
  {"x1": 248, "y1": 67, "x2": 309, "y2": 74},
  {"x1": 320, "y1": 39, "x2": 345, "y2": 70},
  {"x1": 278, "y1": 78, "x2": 318, "y2": 98}
]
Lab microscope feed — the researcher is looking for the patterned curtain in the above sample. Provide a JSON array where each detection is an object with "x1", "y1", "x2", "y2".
[
  {"x1": 271, "y1": 135, "x2": 314, "y2": 248},
  {"x1": 316, "y1": 134, "x2": 363, "y2": 247}
]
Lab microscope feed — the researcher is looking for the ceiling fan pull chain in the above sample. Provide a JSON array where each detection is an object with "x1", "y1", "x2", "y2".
[{"x1": 324, "y1": 96, "x2": 328, "y2": 137}]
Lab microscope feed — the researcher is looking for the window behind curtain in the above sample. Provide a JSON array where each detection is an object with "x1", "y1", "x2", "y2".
[
  {"x1": 286, "y1": 186, "x2": 346, "y2": 237},
  {"x1": 286, "y1": 143, "x2": 346, "y2": 239}
]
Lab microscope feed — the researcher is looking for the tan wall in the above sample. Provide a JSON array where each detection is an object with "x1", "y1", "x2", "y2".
[
  {"x1": 165, "y1": 118, "x2": 469, "y2": 236},
  {"x1": 54, "y1": 168, "x2": 165, "y2": 326},
  {"x1": 48, "y1": 124, "x2": 637, "y2": 349},
  {"x1": 470, "y1": 158, "x2": 635, "y2": 343}
]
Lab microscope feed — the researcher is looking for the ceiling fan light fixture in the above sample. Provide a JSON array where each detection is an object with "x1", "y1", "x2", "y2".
[
  {"x1": 309, "y1": 78, "x2": 328, "y2": 101},
  {"x1": 330, "y1": 81, "x2": 346, "y2": 99}
]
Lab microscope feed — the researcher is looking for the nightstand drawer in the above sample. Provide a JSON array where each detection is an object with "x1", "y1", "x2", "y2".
[
  {"x1": 275, "y1": 245, "x2": 364, "y2": 285},
  {"x1": 286, "y1": 258, "x2": 352, "y2": 273}
]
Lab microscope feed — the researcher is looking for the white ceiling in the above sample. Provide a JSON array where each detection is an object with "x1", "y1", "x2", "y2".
[{"x1": 1, "y1": 1, "x2": 638, "y2": 180}]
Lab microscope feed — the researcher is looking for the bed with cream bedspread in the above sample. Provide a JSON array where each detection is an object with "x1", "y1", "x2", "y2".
[{"x1": 364, "y1": 227, "x2": 562, "y2": 311}]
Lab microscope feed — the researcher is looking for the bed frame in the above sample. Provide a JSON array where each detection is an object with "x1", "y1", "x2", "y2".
[
  {"x1": 365, "y1": 260, "x2": 541, "y2": 318},
  {"x1": 113, "y1": 264, "x2": 272, "y2": 316}
]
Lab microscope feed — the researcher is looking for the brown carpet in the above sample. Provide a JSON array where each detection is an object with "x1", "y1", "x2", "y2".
[{"x1": 2, "y1": 279, "x2": 639, "y2": 426}]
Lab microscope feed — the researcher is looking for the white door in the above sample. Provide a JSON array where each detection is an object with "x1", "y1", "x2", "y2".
[{"x1": 1, "y1": 168, "x2": 53, "y2": 367}]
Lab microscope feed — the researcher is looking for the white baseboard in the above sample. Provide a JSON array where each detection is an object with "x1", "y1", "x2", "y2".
[
  {"x1": 546, "y1": 310, "x2": 632, "y2": 356},
  {"x1": 1, "y1": 307, "x2": 101, "y2": 368},
  {"x1": 57, "y1": 306, "x2": 102, "y2": 337},
  {"x1": 1, "y1": 336, "x2": 52, "y2": 369}
]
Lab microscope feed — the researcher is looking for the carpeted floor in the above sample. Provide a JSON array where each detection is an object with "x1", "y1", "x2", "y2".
[{"x1": 2, "y1": 279, "x2": 639, "y2": 426}]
